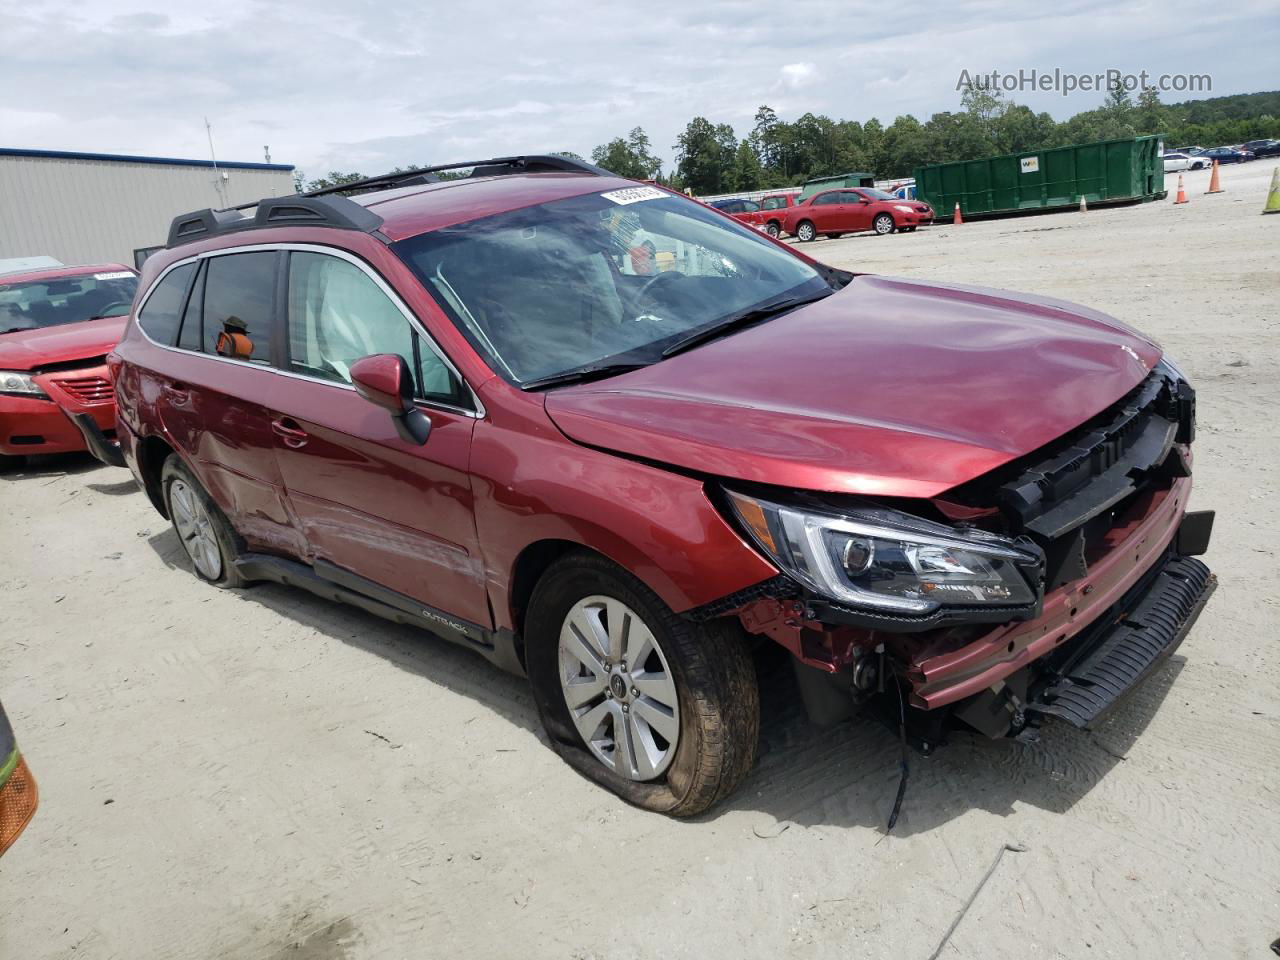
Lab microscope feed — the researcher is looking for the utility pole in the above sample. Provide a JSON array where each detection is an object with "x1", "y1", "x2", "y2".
[
  {"x1": 264, "y1": 145, "x2": 271, "y2": 163},
  {"x1": 205, "y1": 117, "x2": 230, "y2": 208}
]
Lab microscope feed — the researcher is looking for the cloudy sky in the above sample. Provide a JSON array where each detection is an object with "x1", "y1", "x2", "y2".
[{"x1": 3, "y1": 0, "x2": 1276, "y2": 178}]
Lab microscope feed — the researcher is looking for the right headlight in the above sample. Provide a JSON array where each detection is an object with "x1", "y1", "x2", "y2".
[
  {"x1": 0, "y1": 371, "x2": 46, "y2": 398},
  {"x1": 726, "y1": 490, "x2": 1039, "y2": 616}
]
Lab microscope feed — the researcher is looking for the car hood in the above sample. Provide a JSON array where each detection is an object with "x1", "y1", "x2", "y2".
[
  {"x1": 544, "y1": 275, "x2": 1161, "y2": 499},
  {"x1": 0, "y1": 317, "x2": 128, "y2": 371}
]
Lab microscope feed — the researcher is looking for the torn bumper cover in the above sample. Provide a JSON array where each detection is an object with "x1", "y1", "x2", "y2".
[{"x1": 1026, "y1": 554, "x2": 1214, "y2": 728}]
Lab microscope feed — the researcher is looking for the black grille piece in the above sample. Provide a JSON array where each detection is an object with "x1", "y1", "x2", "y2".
[
  {"x1": 998, "y1": 371, "x2": 1190, "y2": 539},
  {"x1": 1027, "y1": 556, "x2": 1215, "y2": 728}
]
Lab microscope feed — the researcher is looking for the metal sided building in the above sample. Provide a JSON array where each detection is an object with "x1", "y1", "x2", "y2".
[{"x1": 0, "y1": 148, "x2": 296, "y2": 267}]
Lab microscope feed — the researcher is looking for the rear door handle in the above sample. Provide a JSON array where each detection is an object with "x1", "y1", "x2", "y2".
[
  {"x1": 270, "y1": 416, "x2": 309, "y2": 449},
  {"x1": 163, "y1": 381, "x2": 191, "y2": 404}
]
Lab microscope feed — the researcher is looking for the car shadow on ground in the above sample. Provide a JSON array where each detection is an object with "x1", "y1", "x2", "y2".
[
  {"x1": 0, "y1": 451, "x2": 105, "y2": 481},
  {"x1": 145, "y1": 528, "x2": 541, "y2": 738},
  {"x1": 145, "y1": 525, "x2": 1187, "y2": 833},
  {"x1": 720, "y1": 644, "x2": 1186, "y2": 836}
]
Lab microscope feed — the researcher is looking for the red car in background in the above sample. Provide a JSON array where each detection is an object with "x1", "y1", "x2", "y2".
[
  {"x1": 710, "y1": 194, "x2": 799, "y2": 238},
  {"x1": 0, "y1": 263, "x2": 139, "y2": 466},
  {"x1": 784, "y1": 187, "x2": 934, "y2": 241}
]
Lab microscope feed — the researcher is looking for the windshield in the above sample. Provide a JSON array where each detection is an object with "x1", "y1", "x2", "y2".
[
  {"x1": 860, "y1": 188, "x2": 897, "y2": 201},
  {"x1": 0, "y1": 270, "x2": 138, "y2": 334},
  {"x1": 393, "y1": 188, "x2": 828, "y2": 384}
]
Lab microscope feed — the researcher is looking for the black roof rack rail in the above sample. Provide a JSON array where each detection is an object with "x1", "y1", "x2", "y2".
[
  {"x1": 166, "y1": 193, "x2": 386, "y2": 248},
  {"x1": 301, "y1": 154, "x2": 611, "y2": 198},
  {"x1": 165, "y1": 154, "x2": 612, "y2": 249}
]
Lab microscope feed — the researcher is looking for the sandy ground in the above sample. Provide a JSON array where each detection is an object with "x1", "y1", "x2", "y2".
[{"x1": 2, "y1": 162, "x2": 1277, "y2": 960}]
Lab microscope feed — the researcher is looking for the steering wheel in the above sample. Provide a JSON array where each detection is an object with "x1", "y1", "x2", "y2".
[
  {"x1": 92, "y1": 302, "x2": 132, "y2": 318},
  {"x1": 634, "y1": 270, "x2": 687, "y2": 320}
]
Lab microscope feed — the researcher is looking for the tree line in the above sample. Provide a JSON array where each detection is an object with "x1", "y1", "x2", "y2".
[{"x1": 294, "y1": 88, "x2": 1279, "y2": 196}]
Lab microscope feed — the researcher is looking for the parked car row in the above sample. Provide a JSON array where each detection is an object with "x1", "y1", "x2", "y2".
[
  {"x1": 1165, "y1": 141, "x2": 1279, "y2": 168},
  {"x1": 712, "y1": 187, "x2": 933, "y2": 241},
  {"x1": 8, "y1": 154, "x2": 1216, "y2": 818}
]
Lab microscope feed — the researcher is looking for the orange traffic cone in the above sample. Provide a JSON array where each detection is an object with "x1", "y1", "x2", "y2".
[
  {"x1": 1205, "y1": 160, "x2": 1223, "y2": 194},
  {"x1": 1174, "y1": 175, "x2": 1188, "y2": 204},
  {"x1": 953, "y1": 202, "x2": 963, "y2": 225}
]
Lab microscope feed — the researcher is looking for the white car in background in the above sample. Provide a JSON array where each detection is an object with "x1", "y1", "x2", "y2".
[{"x1": 1162, "y1": 152, "x2": 1210, "y2": 172}]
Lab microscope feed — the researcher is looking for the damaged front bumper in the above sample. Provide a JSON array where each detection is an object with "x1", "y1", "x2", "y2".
[{"x1": 722, "y1": 478, "x2": 1215, "y2": 740}]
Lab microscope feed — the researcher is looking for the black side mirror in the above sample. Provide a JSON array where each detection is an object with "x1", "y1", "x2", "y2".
[{"x1": 350, "y1": 354, "x2": 432, "y2": 445}]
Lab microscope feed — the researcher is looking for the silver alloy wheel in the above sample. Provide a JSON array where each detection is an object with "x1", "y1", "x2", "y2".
[
  {"x1": 558, "y1": 595, "x2": 680, "y2": 781},
  {"x1": 169, "y1": 478, "x2": 222, "y2": 580},
  {"x1": 875, "y1": 214, "x2": 894, "y2": 235},
  {"x1": 766, "y1": 222, "x2": 780, "y2": 238},
  {"x1": 797, "y1": 221, "x2": 816, "y2": 242}
]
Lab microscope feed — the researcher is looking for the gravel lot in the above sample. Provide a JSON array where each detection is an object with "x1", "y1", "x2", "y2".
[{"x1": 2, "y1": 162, "x2": 1277, "y2": 960}]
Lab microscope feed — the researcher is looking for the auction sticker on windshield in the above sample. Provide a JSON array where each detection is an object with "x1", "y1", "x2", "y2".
[
  {"x1": 601, "y1": 186, "x2": 666, "y2": 205},
  {"x1": 94, "y1": 271, "x2": 134, "y2": 280}
]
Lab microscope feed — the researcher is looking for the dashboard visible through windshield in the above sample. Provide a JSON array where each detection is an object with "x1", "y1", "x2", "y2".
[
  {"x1": 393, "y1": 189, "x2": 831, "y2": 385},
  {"x1": 0, "y1": 270, "x2": 138, "y2": 335}
]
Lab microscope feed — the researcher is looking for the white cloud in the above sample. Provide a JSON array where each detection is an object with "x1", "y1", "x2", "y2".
[
  {"x1": 0, "y1": 0, "x2": 1274, "y2": 177},
  {"x1": 778, "y1": 62, "x2": 818, "y2": 90}
]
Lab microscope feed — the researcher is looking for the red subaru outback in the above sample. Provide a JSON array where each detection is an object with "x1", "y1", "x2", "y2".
[
  {"x1": 0, "y1": 262, "x2": 139, "y2": 466},
  {"x1": 107, "y1": 156, "x2": 1214, "y2": 816}
]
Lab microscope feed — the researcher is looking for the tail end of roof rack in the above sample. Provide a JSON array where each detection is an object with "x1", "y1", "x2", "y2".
[{"x1": 166, "y1": 194, "x2": 385, "y2": 248}]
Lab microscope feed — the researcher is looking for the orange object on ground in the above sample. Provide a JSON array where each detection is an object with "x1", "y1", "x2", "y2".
[
  {"x1": 0, "y1": 754, "x2": 38, "y2": 856},
  {"x1": 952, "y1": 202, "x2": 963, "y2": 225},
  {"x1": 1205, "y1": 160, "x2": 1223, "y2": 194},
  {"x1": 1174, "y1": 175, "x2": 1188, "y2": 205}
]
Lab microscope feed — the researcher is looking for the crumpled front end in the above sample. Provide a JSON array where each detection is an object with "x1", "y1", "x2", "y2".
[{"x1": 712, "y1": 363, "x2": 1215, "y2": 743}]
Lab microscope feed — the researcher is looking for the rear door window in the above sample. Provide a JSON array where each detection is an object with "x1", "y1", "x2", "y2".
[
  {"x1": 201, "y1": 252, "x2": 277, "y2": 364},
  {"x1": 137, "y1": 263, "x2": 195, "y2": 346}
]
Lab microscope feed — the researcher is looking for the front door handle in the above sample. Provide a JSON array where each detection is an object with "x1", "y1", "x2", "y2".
[{"x1": 270, "y1": 416, "x2": 309, "y2": 449}]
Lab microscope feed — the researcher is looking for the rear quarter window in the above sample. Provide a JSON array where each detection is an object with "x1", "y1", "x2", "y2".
[{"x1": 137, "y1": 263, "x2": 196, "y2": 346}]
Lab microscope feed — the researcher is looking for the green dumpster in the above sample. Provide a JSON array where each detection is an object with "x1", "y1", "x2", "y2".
[
  {"x1": 798, "y1": 172, "x2": 876, "y2": 200},
  {"x1": 914, "y1": 135, "x2": 1166, "y2": 218}
]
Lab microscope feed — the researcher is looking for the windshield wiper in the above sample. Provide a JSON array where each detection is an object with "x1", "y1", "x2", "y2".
[
  {"x1": 661, "y1": 290, "x2": 833, "y2": 359},
  {"x1": 520, "y1": 361, "x2": 652, "y2": 391}
]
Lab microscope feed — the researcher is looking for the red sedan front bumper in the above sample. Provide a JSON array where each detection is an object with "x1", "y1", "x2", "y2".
[{"x1": 0, "y1": 363, "x2": 116, "y2": 457}]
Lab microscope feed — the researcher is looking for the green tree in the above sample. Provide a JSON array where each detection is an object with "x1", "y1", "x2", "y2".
[
  {"x1": 1134, "y1": 87, "x2": 1166, "y2": 135},
  {"x1": 591, "y1": 127, "x2": 661, "y2": 180},
  {"x1": 731, "y1": 140, "x2": 762, "y2": 191},
  {"x1": 674, "y1": 117, "x2": 735, "y2": 194}
]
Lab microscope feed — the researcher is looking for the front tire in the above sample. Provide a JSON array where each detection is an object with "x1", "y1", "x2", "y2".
[
  {"x1": 765, "y1": 221, "x2": 780, "y2": 238},
  {"x1": 796, "y1": 220, "x2": 816, "y2": 242},
  {"x1": 161, "y1": 455, "x2": 245, "y2": 588},
  {"x1": 874, "y1": 213, "x2": 896, "y2": 235},
  {"x1": 526, "y1": 551, "x2": 759, "y2": 817}
]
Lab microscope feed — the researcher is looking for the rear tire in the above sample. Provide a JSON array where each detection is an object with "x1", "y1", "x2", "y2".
[
  {"x1": 526, "y1": 551, "x2": 759, "y2": 817},
  {"x1": 874, "y1": 213, "x2": 896, "y2": 235},
  {"x1": 161, "y1": 455, "x2": 246, "y2": 588},
  {"x1": 765, "y1": 221, "x2": 780, "y2": 238},
  {"x1": 796, "y1": 220, "x2": 816, "y2": 242}
]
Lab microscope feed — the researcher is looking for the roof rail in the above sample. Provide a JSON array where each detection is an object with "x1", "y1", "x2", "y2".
[
  {"x1": 301, "y1": 153, "x2": 609, "y2": 198},
  {"x1": 165, "y1": 153, "x2": 611, "y2": 249},
  {"x1": 166, "y1": 194, "x2": 386, "y2": 248}
]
